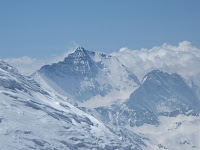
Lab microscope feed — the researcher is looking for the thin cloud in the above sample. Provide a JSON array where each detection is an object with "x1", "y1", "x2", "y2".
[{"x1": 3, "y1": 47, "x2": 76, "y2": 75}]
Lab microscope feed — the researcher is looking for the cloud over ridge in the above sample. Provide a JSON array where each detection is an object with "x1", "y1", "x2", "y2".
[
  {"x1": 112, "y1": 41, "x2": 200, "y2": 80},
  {"x1": 3, "y1": 41, "x2": 200, "y2": 81},
  {"x1": 3, "y1": 49, "x2": 75, "y2": 75}
]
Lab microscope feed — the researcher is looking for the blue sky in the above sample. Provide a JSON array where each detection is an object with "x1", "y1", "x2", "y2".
[{"x1": 0, "y1": 0, "x2": 200, "y2": 58}]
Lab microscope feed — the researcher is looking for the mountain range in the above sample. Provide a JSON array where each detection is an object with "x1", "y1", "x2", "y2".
[{"x1": 1, "y1": 46, "x2": 200, "y2": 150}]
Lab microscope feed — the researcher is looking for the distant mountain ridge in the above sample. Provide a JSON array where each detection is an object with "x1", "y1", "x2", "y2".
[
  {"x1": 126, "y1": 70, "x2": 200, "y2": 114},
  {"x1": 34, "y1": 47, "x2": 200, "y2": 128},
  {"x1": 84, "y1": 70, "x2": 200, "y2": 128}
]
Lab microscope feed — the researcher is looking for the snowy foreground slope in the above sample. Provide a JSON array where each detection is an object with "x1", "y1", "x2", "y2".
[
  {"x1": 32, "y1": 47, "x2": 200, "y2": 150},
  {"x1": 0, "y1": 61, "x2": 143, "y2": 150}
]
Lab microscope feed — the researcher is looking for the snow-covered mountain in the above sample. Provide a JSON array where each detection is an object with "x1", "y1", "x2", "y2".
[
  {"x1": 80, "y1": 70, "x2": 200, "y2": 126},
  {"x1": 34, "y1": 46, "x2": 140, "y2": 106},
  {"x1": 31, "y1": 46, "x2": 200, "y2": 149},
  {"x1": 2, "y1": 44, "x2": 200, "y2": 150},
  {"x1": 0, "y1": 60, "x2": 142, "y2": 150},
  {"x1": 79, "y1": 70, "x2": 200, "y2": 149},
  {"x1": 126, "y1": 70, "x2": 200, "y2": 115}
]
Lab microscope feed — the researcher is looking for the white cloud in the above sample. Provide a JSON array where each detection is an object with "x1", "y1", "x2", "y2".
[
  {"x1": 3, "y1": 48, "x2": 75, "y2": 75},
  {"x1": 111, "y1": 41, "x2": 200, "y2": 81},
  {"x1": 3, "y1": 41, "x2": 200, "y2": 82}
]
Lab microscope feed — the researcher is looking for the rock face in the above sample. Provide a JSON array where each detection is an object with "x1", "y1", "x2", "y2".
[
  {"x1": 0, "y1": 61, "x2": 140, "y2": 150},
  {"x1": 126, "y1": 70, "x2": 200, "y2": 115},
  {"x1": 36, "y1": 46, "x2": 140, "y2": 103}
]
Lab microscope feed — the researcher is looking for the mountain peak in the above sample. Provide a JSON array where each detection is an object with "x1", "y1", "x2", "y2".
[
  {"x1": 143, "y1": 70, "x2": 182, "y2": 83},
  {"x1": 146, "y1": 70, "x2": 165, "y2": 76},
  {"x1": 66, "y1": 46, "x2": 89, "y2": 59},
  {"x1": 126, "y1": 69, "x2": 200, "y2": 114},
  {"x1": 142, "y1": 70, "x2": 169, "y2": 82},
  {"x1": 75, "y1": 46, "x2": 85, "y2": 51}
]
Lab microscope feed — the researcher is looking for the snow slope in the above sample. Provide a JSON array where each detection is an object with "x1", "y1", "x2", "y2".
[{"x1": 0, "y1": 61, "x2": 140, "y2": 150}]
